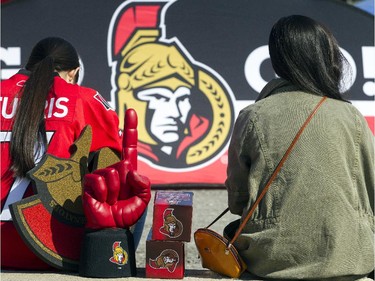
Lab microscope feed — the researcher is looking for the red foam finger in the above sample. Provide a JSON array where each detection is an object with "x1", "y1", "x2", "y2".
[
  {"x1": 83, "y1": 174, "x2": 107, "y2": 203},
  {"x1": 123, "y1": 108, "x2": 138, "y2": 170},
  {"x1": 109, "y1": 160, "x2": 132, "y2": 200},
  {"x1": 113, "y1": 196, "x2": 146, "y2": 228},
  {"x1": 93, "y1": 168, "x2": 120, "y2": 205},
  {"x1": 82, "y1": 192, "x2": 116, "y2": 229},
  {"x1": 126, "y1": 171, "x2": 151, "y2": 203}
]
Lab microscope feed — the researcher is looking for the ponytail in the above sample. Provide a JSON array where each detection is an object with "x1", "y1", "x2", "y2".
[
  {"x1": 10, "y1": 57, "x2": 54, "y2": 177},
  {"x1": 10, "y1": 37, "x2": 79, "y2": 177}
]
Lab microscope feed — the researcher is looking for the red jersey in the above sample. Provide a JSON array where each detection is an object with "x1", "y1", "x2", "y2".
[{"x1": 0, "y1": 70, "x2": 122, "y2": 269}]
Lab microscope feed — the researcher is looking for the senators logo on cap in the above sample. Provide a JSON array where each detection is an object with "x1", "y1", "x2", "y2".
[{"x1": 109, "y1": 241, "x2": 129, "y2": 266}]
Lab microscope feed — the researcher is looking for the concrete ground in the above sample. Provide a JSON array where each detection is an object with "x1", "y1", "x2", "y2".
[{"x1": 1, "y1": 189, "x2": 373, "y2": 281}]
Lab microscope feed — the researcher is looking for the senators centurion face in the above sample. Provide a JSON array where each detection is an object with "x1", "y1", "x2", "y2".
[
  {"x1": 107, "y1": 0, "x2": 235, "y2": 171},
  {"x1": 149, "y1": 249, "x2": 180, "y2": 273}
]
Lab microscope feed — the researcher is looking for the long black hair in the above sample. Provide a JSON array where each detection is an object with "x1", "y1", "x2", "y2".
[
  {"x1": 268, "y1": 15, "x2": 351, "y2": 101},
  {"x1": 10, "y1": 37, "x2": 80, "y2": 177}
]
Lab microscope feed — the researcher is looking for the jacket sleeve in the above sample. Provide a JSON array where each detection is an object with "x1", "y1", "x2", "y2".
[
  {"x1": 357, "y1": 115, "x2": 375, "y2": 214},
  {"x1": 225, "y1": 109, "x2": 253, "y2": 215}
]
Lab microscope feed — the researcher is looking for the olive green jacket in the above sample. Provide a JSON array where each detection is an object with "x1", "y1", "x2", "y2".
[{"x1": 225, "y1": 79, "x2": 374, "y2": 280}]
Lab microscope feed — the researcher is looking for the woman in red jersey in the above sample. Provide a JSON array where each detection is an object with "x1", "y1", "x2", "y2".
[{"x1": 0, "y1": 37, "x2": 123, "y2": 270}]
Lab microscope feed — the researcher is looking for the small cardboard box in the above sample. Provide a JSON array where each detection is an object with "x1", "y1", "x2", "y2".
[
  {"x1": 152, "y1": 191, "x2": 193, "y2": 242},
  {"x1": 146, "y1": 240, "x2": 185, "y2": 279}
]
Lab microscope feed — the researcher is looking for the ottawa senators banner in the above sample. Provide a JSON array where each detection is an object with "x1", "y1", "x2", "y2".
[{"x1": 1, "y1": 0, "x2": 374, "y2": 187}]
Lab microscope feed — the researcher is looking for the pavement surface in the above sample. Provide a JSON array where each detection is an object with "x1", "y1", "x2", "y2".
[{"x1": 1, "y1": 189, "x2": 373, "y2": 281}]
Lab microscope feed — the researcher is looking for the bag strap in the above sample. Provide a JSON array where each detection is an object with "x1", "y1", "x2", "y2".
[{"x1": 206, "y1": 207, "x2": 230, "y2": 229}]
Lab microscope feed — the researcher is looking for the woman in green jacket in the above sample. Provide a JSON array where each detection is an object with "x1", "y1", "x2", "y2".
[{"x1": 225, "y1": 15, "x2": 374, "y2": 280}]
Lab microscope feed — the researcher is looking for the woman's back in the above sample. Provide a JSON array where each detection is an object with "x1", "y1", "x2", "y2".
[
  {"x1": 226, "y1": 89, "x2": 374, "y2": 279},
  {"x1": 225, "y1": 14, "x2": 374, "y2": 280}
]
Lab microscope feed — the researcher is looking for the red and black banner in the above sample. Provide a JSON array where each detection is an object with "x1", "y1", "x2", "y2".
[{"x1": 1, "y1": 0, "x2": 374, "y2": 187}]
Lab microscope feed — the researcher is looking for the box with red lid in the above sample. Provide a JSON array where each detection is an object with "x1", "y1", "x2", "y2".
[{"x1": 151, "y1": 191, "x2": 193, "y2": 242}]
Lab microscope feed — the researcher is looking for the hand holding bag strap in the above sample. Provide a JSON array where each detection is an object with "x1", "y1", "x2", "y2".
[{"x1": 226, "y1": 96, "x2": 328, "y2": 249}]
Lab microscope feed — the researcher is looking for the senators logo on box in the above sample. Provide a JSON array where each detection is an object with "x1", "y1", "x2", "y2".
[
  {"x1": 149, "y1": 248, "x2": 179, "y2": 272},
  {"x1": 146, "y1": 240, "x2": 184, "y2": 279},
  {"x1": 159, "y1": 208, "x2": 184, "y2": 238}
]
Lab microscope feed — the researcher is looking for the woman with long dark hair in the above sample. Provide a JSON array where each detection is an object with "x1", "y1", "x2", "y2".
[
  {"x1": 225, "y1": 15, "x2": 374, "y2": 280},
  {"x1": 1, "y1": 37, "x2": 123, "y2": 269}
]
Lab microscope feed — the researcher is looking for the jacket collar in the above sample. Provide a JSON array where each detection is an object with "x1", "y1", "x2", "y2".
[{"x1": 256, "y1": 78, "x2": 300, "y2": 102}]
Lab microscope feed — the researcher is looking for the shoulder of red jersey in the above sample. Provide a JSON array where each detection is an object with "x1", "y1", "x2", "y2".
[
  {"x1": 78, "y1": 86, "x2": 115, "y2": 111},
  {"x1": 0, "y1": 70, "x2": 29, "y2": 93}
]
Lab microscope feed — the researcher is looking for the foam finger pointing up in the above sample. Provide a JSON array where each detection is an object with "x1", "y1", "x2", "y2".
[{"x1": 123, "y1": 108, "x2": 138, "y2": 170}]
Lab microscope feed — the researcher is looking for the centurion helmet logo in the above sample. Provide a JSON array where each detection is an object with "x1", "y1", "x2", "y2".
[
  {"x1": 107, "y1": 0, "x2": 235, "y2": 171},
  {"x1": 159, "y1": 208, "x2": 183, "y2": 238},
  {"x1": 109, "y1": 241, "x2": 129, "y2": 266}
]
